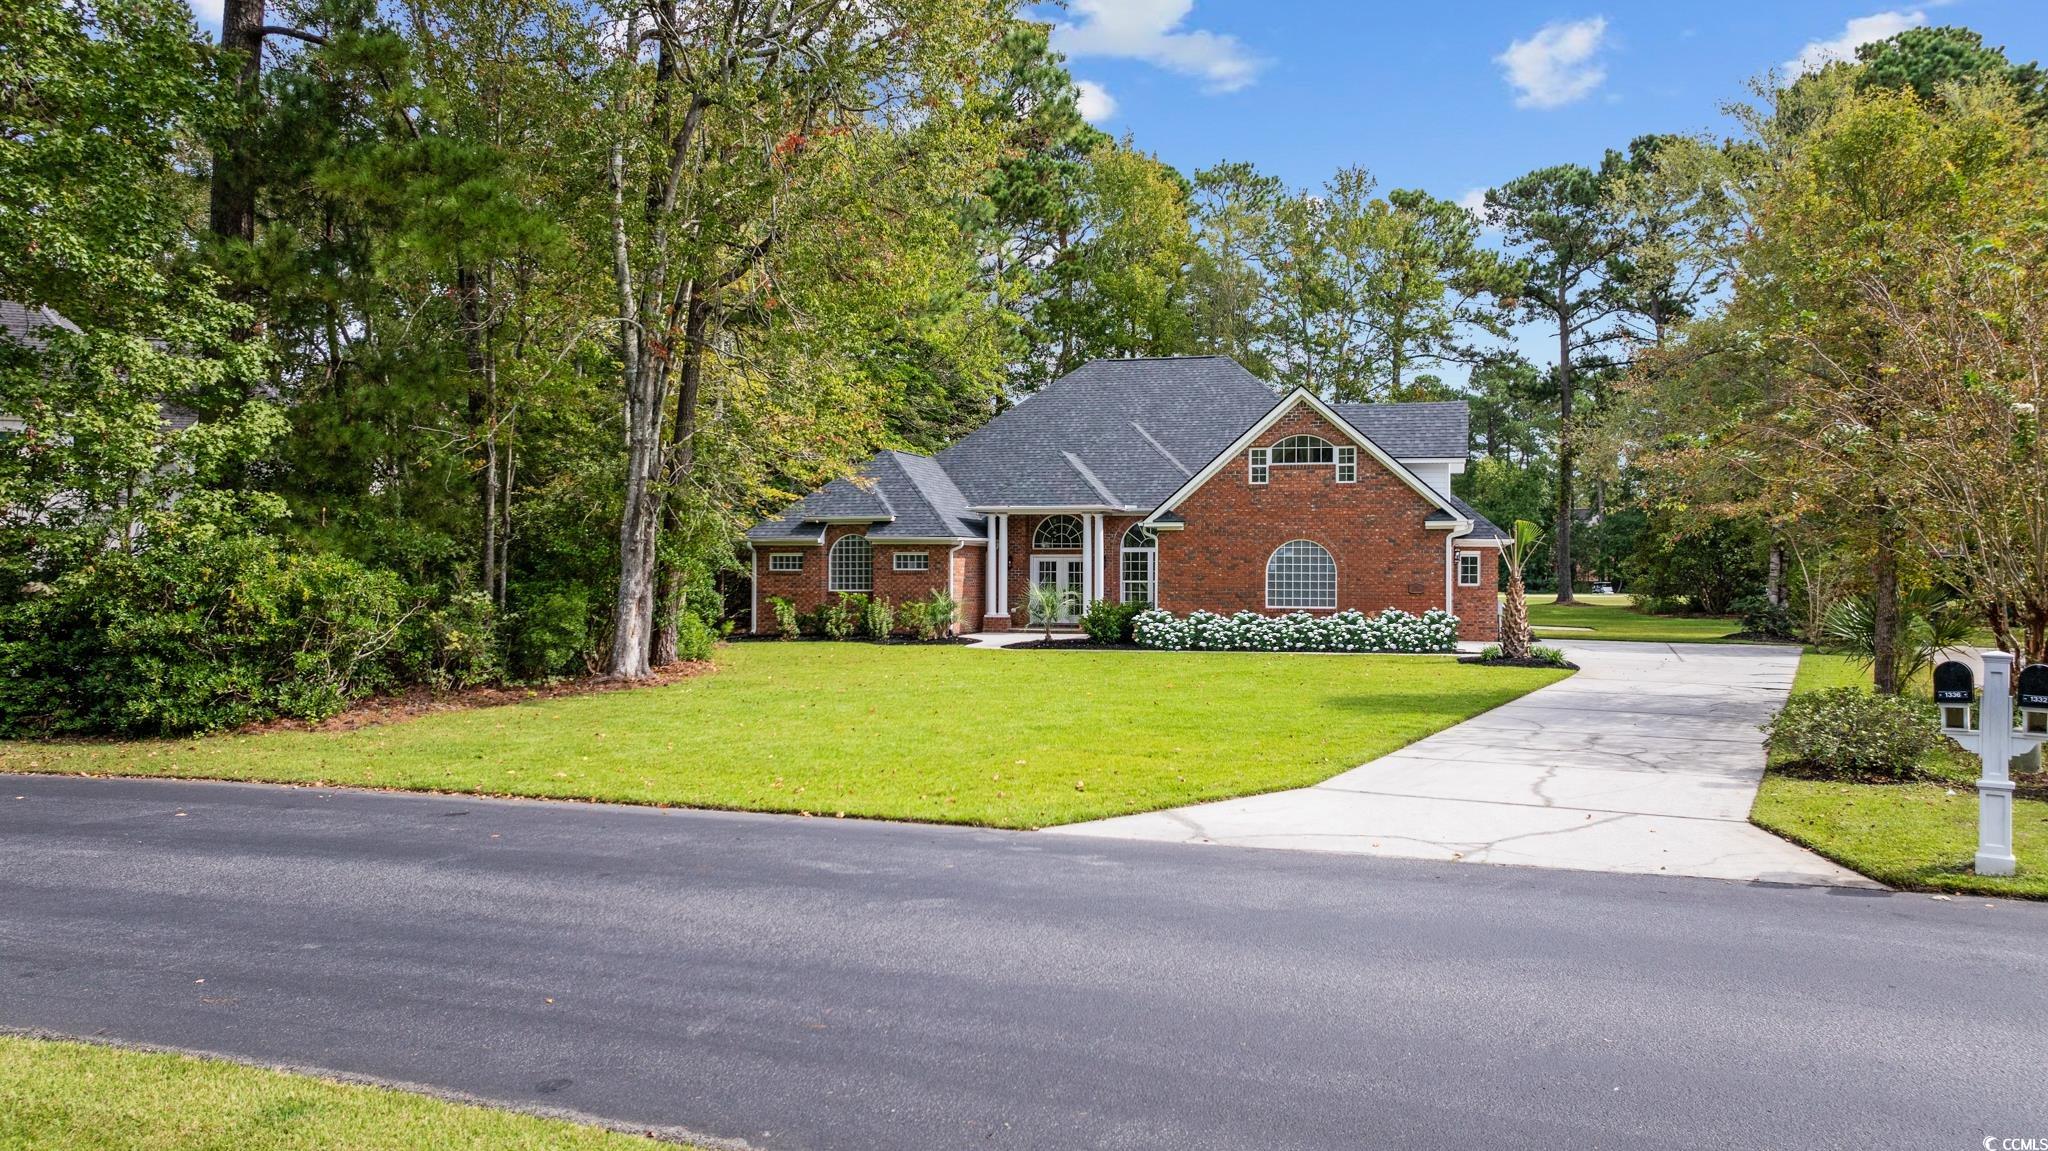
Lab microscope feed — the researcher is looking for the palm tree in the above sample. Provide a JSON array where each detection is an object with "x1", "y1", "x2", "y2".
[
  {"x1": 1501, "y1": 519, "x2": 1544, "y2": 660},
  {"x1": 1024, "y1": 582, "x2": 1075, "y2": 641}
]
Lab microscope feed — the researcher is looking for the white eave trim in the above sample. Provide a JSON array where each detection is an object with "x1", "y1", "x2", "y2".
[
  {"x1": 1142, "y1": 388, "x2": 1464, "y2": 525},
  {"x1": 749, "y1": 536, "x2": 824, "y2": 545},
  {"x1": 869, "y1": 536, "x2": 986, "y2": 545},
  {"x1": 811, "y1": 515, "x2": 896, "y2": 524},
  {"x1": 968, "y1": 504, "x2": 1134, "y2": 515}
]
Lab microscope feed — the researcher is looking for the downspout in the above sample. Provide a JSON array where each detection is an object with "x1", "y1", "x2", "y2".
[{"x1": 1444, "y1": 519, "x2": 1474, "y2": 619}]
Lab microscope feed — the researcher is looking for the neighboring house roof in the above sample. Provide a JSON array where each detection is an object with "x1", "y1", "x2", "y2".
[
  {"x1": 0, "y1": 300, "x2": 81, "y2": 351},
  {"x1": 1331, "y1": 400, "x2": 1469, "y2": 459},
  {"x1": 936, "y1": 356, "x2": 1279, "y2": 511},
  {"x1": 747, "y1": 356, "x2": 1489, "y2": 544}
]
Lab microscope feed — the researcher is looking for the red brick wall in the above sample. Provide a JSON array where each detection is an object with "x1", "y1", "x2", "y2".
[
  {"x1": 1453, "y1": 545, "x2": 1502, "y2": 642},
  {"x1": 752, "y1": 526, "x2": 971, "y2": 635},
  {"x1": 1156, "y1": 406, "x2": 1483, "y2": 637},
  {"x1": 953, "y1": 544, "x2": 984, "y2": 636}
]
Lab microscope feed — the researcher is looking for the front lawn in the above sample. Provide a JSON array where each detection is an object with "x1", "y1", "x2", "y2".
[
  {"x1": 0, "y1": 1036, "x2": 671, "y2": 1150},
  {"x1": 1523, "y1": 593, "x2": 1747, "y2": 643},
  {"x1": 1751, "y1": 652, "x2": 2048, "y2": 898},
  {"x1": 0, "y1": 644, "x2": 1568, "y2": 829}
]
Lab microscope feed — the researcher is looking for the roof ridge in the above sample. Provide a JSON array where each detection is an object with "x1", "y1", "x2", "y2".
[{"x1": 1061, "y1": 451, "x2": 1124, "y2": 507}]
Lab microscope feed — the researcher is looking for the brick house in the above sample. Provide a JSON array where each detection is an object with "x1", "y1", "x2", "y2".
[{"x1": 746, "y1": 357, "x2": 1506, "y2": 640}]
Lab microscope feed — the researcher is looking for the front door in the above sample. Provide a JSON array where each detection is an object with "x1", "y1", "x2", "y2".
[{"x1": 1031, "y1": 556, "x2": 1085, "y2": 624}]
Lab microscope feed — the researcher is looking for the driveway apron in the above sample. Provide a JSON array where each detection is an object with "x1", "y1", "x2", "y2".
[{"x1": 1047, "y1": 641, "x2": 1873, "y2": 886}]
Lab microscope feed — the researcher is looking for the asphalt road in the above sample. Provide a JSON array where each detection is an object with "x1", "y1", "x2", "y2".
[{"x1": 3, "y1": 776, "x2": 2044, "y2": 1151}]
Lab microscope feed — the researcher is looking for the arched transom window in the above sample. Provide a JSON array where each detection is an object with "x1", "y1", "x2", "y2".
[
  {"x1": 1266, "y1": 540, "x2": 1337, "y2": 609},
  {"x1": 1033, "y1": 514, "x2": 1083, "y2": 550},
  {"x1": 829, "y1": 534, "x2": 873, "y2": 592},
  {"x1": 1269, "y1": 435, "x2": 1335, "y2": 464}
]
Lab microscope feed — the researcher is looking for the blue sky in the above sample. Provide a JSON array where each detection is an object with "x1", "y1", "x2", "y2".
[{"x1": 1045, "y1": 0, "x2": 2046, "y2": 212}]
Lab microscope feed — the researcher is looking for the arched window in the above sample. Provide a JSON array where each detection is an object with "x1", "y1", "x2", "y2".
[
  {"x1": 1269, "y1": 435, "x2": 1335, "y2": 464},
  {"x1": 829, "y1": 534, "x2": 873, "y2": 592},
  {"x1": 1121, "y1": 525, "x2": 1157, "y2": 604},
  {"x1": 1266, "y1": 540, "x2": 1337, "y2": 609},
  {"x1": 1033, "y1": 514, "x2": 1083, "y2": 550}
]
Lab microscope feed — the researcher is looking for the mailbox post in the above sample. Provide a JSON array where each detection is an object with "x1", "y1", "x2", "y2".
[{"x1": 1936, "y1": 652, "x2": 2046, "y2": 877}]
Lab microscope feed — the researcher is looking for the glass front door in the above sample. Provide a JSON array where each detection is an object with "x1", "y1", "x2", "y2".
[{"x1": 1032, "y1": 556, "x2": 1085, "y2": 624}]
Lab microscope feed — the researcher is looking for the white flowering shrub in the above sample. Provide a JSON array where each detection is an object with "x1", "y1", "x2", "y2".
[{"x1": 1130, "y1": 607, "x2": 1460, "y2": 653}]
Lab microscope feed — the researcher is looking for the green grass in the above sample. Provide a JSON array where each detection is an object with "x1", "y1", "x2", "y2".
[
  {"x1": 0, "y1": 643, "x2": 1568, "y2": 829},
  {"x1": 0, "y1": 1035, "x2": 671, "y2": 1150},
  {"x1": 1751, "y1": 651, "x2": 2048, "y2": 898},
  {"x1": 1521, "y1": 593, "x2": 1748, "y2": 643}
]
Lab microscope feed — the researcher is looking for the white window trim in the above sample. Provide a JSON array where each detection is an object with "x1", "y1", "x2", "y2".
[
  {"x1": 1269, "y1": 434, "x2": 1337, "y2": 465},
  {"x1": 1120, "y1": 546, "x2": 1156, "y2": 604},
  {"x1": 892, "y1": 551, "x2": 930, "y2": 572},
  {"x1": 1335, "y1": 445, "x2": 1356, "y2": 483},
  {"x1": 1264, "y1": 539, "x2": 1339, "y2": 610},
  {"x1": 828, "y1": 535, "x2": 873, "y2": 593},
  {"x1": 1248, "y1": 447, "x2": 1269, "y2": 485},
  {"x1": 1032, "y1": 514, "x2": 1084, "y2": 550},
  {"x1": 769, "y1": 552, "x2": 804, "y2": 572},
  {"x1": 1457, "y1": 551, "x2": 1482, "y2": 587}
]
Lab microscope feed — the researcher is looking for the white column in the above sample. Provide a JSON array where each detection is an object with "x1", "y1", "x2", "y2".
[
  {"x1": 1978, "y1": 651, "x2": 2019, "y2": 876},
  {"x1": 749, "y1": 545, "x2": 759, "y2": 635},
  {"x1": 996, "y1": 515, "x2": 1010, "y2": 617},
  {"x1": 984, "y1": 515, "x2": 999, "y2": 620}
]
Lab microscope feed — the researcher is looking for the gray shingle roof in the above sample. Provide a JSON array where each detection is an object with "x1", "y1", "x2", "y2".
[
  {"x1": 746, "y1": 450, "x2": 985, "y2": 543},
  {"x1": 936, "y1": 357, "x2": 1279, "y2": 509},
  {"x1": 1331, "y1": 401, "x2": 1469, "y2": 459},
  {"x1": 0, "y1": 300, "x2": 81, "y2": 351},
  {"x1": 747, "y1": 357, "x2": 1481, "y2": 543},
  {"x1": 1441, "y1": 493, "x2": 1509, "y2": 542}
]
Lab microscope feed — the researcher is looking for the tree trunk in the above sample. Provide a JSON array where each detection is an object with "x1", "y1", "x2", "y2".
[
  {"x1": 1552, "y1": 321, "x2": 1576, "y2": 604},
  {"x1": 1870, "y1": 538, "x2": 1900, "y2": 695},
  {"x1": 1502, "y1": 567, "x2": 1531, "y2": 661},
  {"x1": 652, "y1": 293, "x2": 710, "y2": 665},
  {"x1": 1766, "y1": 541, "x2": 1784, "y2": 608},
  {"x1": 652, "y1": 565, "x2": 684, "y2": 667},
  {"x1": 209, "y1": 0, "x2": 265, "y2": 244}
]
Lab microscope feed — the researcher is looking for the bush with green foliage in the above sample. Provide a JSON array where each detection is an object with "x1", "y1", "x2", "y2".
[
  {"x1": 1763, "y1": 687, "x2": 1941, "y2": 780},
  {"x1": 820, "y1": 593, "x2": 866, "y2": 639},
  {"x1": 922, "y1": 588, "x2": 958, "y2": 637},
  {"x1": 1622, "y1": 515, "x2": 1767, "y2": 615},
  {"x1": 769, "y1": 596, "x2": 800, "y2": 638},
  {"x1": 861, "y1": 595, "x2": 896, "y2": 638},
  {"x1": 673, "y1": 612, "x2": 716, "y2": 662},
  {"x1": 0, "y1": 518, "x2": 412, "y2": 735},
  {"x1": 506, "y1": 585, "x2": 592, "y2": 678},
  {"x1": 1080, "y1": 599, "x2": 1144, "y2": 644},
  {"x1": 1732, "y1": 595, "x2": 1796, "y2": 639}
]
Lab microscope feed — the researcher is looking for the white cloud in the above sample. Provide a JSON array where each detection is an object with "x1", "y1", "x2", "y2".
[
  {"x1": 1457, "y1": 188, "x2": 1489, "y2": 214},
  {"x1": 185, "y1": 0, "x2": 222, "y2": 30},
  {"x1": 1050, "y1": 0, "x2": 1265, "y2": 94},
  {"x1": 1782, "y1": 10, "x2": 1925, "y2": 77},
  {"x1": 1495, "y1": 17, "x2": 1609, "y2": 109},
  {"x1": 1073, "y1": 80, "x2": 1118, "y2": 124}
]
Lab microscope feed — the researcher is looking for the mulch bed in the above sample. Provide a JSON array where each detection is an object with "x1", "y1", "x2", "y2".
[
  {"x1": 1457, "y1": 655, "x2": 1581, "y2": 670},
  {"x1": 724, "y1": 634, "x2": 976, "y2": 646},
  {"x1": 1002, "y1": 637, "x2": 1140, "y2": 651},
  {"x1": 238, "y1": 660, "x2": 717, "y2": 735}
]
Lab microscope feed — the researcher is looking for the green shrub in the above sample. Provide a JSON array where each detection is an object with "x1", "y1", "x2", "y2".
[
  {"x1": 674, "y1": 612, "x2": 716, "y2": 662},
  {"x1": 769, "y1": 596, "x2": 799, "y2": 638},
  {"x1": 506, "y1": 585, "x2": 591, "y2": 679},
  {"x1": 0, "y1": 530, "x2": 411, "y2": 736},
  {"x1": 1081, "y1": 599, "x2": 1143, "y2": 644},
  {"x1": 1732, "y1": 595, "x2": 1796, "y2": 639},
  {"x1": 401, "y1": 589, "x2": 501, "y2": 690},
  {"x1": 861, "y1": 595, "x2": 896, "y2": 638},
  {"x1": 1530, "y1": 644, "x2": 1570, "y2": 667},
  {"x1": 923, "y1": 588, "x2": 958, "y2": 637},
  {"x1": 820, "y1": 593, "x2": 866, "y2": 640},
  {"x1": 1763, "y1": 687, "x2": 1940, "y2": 780}
]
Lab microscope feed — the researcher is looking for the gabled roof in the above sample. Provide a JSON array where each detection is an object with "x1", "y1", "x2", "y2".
[
  {"x1": 746, "y1": 450, "x2": 984, "y2": 543},
  {"x1": 936, "y1": 357, "x2": 1278, "y2": 510},
  {"x1": 1142, "y1": 386, "x2": 1464, "y2": 526},
  {"x1": 1331, "y1": 401, "x2": 1469, "y2": 459},
  {"x1": 746, "y1": 357, "x2": 1484, "y2": 544},
  {"x1": 0, "y1": 300, "x2": 81, "y2": 351},
  {"x1": 1437, "y1": 493, "x2": 1510, "y2": 544}
]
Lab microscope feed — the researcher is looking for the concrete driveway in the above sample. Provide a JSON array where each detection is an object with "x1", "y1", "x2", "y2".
[{"x1": 1049, "y1": 641, "x2": 1873, "y2": 887}]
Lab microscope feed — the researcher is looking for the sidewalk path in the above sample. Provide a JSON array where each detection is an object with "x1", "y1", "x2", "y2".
[{"x1": 1048, "y1": 641, "x2": 1873, "y2": 886}]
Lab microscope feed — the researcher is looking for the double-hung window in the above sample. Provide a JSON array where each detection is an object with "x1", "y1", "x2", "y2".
[
  {"x1": 1248, "y1": 447, "x2": 1270, "y2": 485},
  {"x1": 1458, "y1": 552, "x2": 1482, "y2": 587},
  {"x1": 1335, "y1": 445, "x2": 1357, "y2": 483}
]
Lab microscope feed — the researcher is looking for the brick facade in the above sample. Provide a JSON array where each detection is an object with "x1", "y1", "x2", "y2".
[
  {"x1": 752, "y1": 524, "x2": 981, "y2": 636},
  {"x1": 755, "y1": 406, "x2": 1499, "y2": 642},
  {"x1": 1153, "y1": 406, "x2": 1493, "y2": 638}
]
